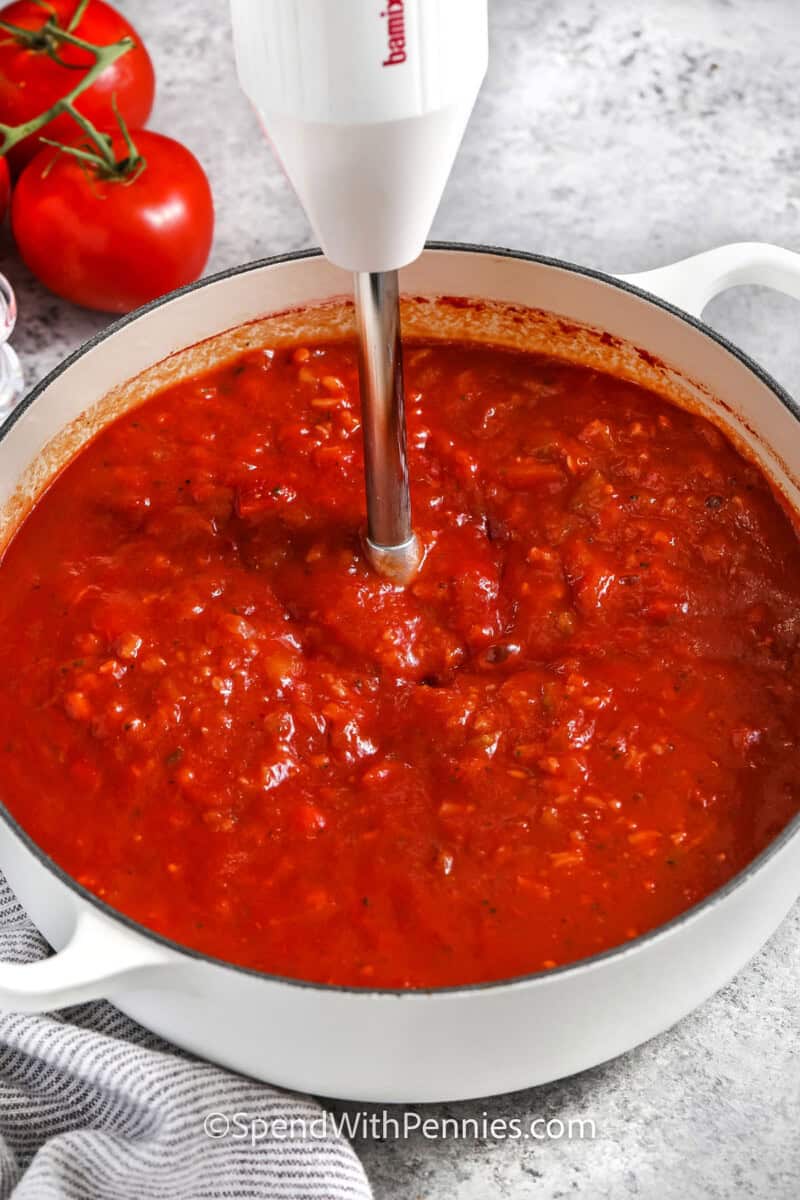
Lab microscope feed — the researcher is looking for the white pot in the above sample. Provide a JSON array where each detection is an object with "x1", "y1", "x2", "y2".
[{"x1": 1, "y1": 243, "x2": 799, "y2": 1104}]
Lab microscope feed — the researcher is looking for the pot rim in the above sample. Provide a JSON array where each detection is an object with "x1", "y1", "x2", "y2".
[{"x1": 2, "y1": 240, "x2": 799, "y2": 998}]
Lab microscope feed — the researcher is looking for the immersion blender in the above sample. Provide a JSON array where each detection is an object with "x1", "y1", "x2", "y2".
[{"x1": 230, "y1": 0, "x2": 488, "y2": 583}]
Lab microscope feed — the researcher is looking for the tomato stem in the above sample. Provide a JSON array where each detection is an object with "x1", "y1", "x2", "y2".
[
  {"x1": 108, "y1": 94, "x2": 145, "y2": 182},
  {"x1": 67, "y1": 0, "x2": 91, "y2": 33},
  {"x1": 62, "y1": 101, "x2": 117, "y2": 168},
  {"x1": 38, "y1": 135, "x2": 103, "y2": 168},
  {"x1": 37, "y1": 94, "x2": 144, "y2": 182},
  {"x1": 0, "y1": 14, "x2": 135, "y2": 158}
]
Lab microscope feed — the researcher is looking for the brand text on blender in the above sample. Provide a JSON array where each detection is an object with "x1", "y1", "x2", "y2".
[{"x1": 382, "y1": 0, "x2": 406, "y2": 66}]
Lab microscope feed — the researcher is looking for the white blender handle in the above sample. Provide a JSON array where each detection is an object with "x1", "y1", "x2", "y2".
[
  {"x1": 230, "y1": 0, "x2": 488, "y2": 273},
  {"x1": 619, "y1": 242, "x2": 800, "y2": 319}
]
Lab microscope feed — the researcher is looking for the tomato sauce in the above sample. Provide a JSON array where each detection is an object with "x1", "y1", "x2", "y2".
[{"x1": 1, "y1": 339, "x2": 799, "y2": 988}]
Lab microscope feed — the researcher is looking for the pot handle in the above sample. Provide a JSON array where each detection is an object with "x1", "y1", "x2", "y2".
[
  {"x1": 0, "y1": 905, "x2": 175, "y2": 1012},
  {"x1": 618, "y1": 241, "x2": 800, "y2": 318}
]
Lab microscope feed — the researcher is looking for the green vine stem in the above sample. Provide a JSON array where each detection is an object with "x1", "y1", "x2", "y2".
[
  {"x1": 39, "y1": 95, "x2": 146, "y2": 183},
  {"x1": 0, "y1": 17, "x2": 134, "y2": 157},
  {"x1": 66, "y1": 0, "x2": 92, "y2": 32}
]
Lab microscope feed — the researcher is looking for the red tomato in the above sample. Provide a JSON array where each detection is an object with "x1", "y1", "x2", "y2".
[
  {"x1": 0, "y1": 0, "x2": 155, "y2": 173},
  {"x1": 0, "y1": 157, "x2": 9, "y2": 221},
  {"x1": 12, "y1": 130, "x2": 214, "y2": 312}
]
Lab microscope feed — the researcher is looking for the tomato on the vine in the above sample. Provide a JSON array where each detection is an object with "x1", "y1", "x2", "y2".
[
  {"x1": 0, "y1": 157, "x2": 9, "y2": 221},
  {"x1": 0, "y1": 0, "x2": 155, "y2": 173},
  {"x1": 12, "y1": 129, "x2": 214, "y2": 313}
]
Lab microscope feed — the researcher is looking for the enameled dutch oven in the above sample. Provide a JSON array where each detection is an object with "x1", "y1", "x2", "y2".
[{"x1": 1, "y1": 242, "x2": 799, "y2": 1103}]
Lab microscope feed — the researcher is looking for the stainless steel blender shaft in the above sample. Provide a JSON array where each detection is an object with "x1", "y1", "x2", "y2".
[{"x1": 353, "y1": 270, "x2": 421, "y2": 584}]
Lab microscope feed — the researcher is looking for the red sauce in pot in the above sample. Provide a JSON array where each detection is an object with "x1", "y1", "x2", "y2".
[{"x1": 1, "y1": 339, "x2": 799, "y2": 988}]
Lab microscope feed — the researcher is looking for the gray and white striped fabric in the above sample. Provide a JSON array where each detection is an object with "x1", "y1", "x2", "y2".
[{"x1": 0, "y1": 876, "x2": 372, "y2": 1200}]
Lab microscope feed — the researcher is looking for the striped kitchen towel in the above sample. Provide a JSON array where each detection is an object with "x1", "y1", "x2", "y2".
[{"x1": 0, "y1": 877, "x2": 372, "y2": 1200}]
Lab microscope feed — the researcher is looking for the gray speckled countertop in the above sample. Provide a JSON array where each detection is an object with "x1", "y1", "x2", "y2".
[{"x1": 2, "y1": 0, "x2": 799, "y2": 1196}]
